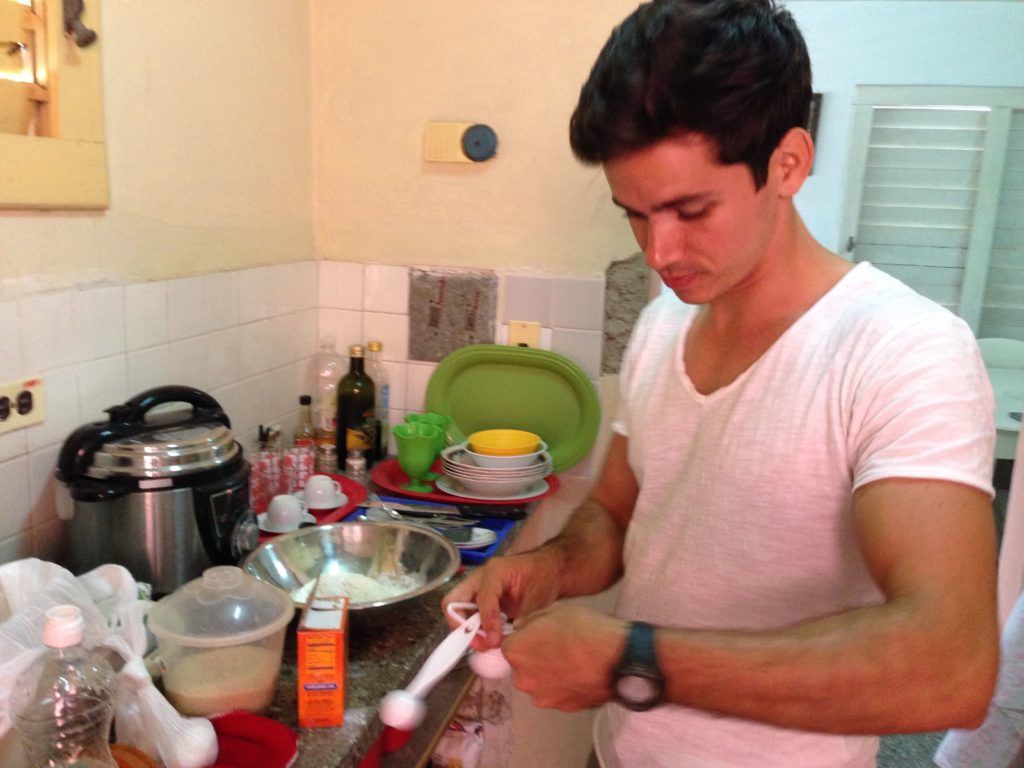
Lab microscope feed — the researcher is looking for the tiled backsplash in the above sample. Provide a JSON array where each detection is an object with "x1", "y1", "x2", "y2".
[{"x1": 0, "y1": 260, "x2": 607, "y2": 566}]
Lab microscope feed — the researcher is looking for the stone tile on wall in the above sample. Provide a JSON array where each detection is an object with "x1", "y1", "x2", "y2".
[
  {"x1": 602, "y1": 252, "x2": 648, "y2": 375},
  {"x1": 408, "y1": 268, "x2": 497, "y2": 362}
]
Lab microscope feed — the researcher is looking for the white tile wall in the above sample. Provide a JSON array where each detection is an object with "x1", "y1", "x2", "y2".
[
  {"x1": 0, "y1": 260, "x2": 612, "y2": 566},
  {"x1": 0, "y1": 262, "x2": 322, "y2": 565}
]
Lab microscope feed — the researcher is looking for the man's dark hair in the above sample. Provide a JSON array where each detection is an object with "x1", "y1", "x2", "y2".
[{"x1": 569, "y1": 0, "x2": 812, "y2": 188}]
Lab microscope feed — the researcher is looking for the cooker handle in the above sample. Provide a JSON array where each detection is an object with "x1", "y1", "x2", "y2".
[
  {"x1": 56, "y1": 386, "x2": 231, "y2": 483},
  {"x1": 110, "y1": 385, "x2": 231, "y2": 429}
]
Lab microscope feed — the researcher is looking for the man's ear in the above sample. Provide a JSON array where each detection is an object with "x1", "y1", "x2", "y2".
[{"x1": 772, "y1": 127, "x2": 814, "y2": 197}]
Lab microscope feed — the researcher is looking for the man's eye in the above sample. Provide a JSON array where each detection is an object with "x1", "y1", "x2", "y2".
[{"x1": 676, "y1": 208, "x2": 708, "y2": 221}]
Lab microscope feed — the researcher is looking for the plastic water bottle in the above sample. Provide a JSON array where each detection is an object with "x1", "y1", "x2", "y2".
[{"x1": 12, "y1": 605, "x2": 118, "y2": 768}]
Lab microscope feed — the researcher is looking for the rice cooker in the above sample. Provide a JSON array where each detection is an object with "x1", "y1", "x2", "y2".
[{"x1": 56, "y1": 386, "x2": 259, "y2": 596}]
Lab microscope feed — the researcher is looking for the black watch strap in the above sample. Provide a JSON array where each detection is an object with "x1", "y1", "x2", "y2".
[
  {"x1": 612, "y1": 621, "x2": 665, "y2": 711},
  {"x1": 623, "y1": 621, "x2": 657, "y2": 664}
]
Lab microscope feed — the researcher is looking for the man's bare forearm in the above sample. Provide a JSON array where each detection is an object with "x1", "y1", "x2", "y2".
[{"x1": 532, "y1": 497, "x2": 626, "y2": 600}]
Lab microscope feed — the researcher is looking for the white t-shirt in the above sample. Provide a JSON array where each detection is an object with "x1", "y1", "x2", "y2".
[{"x1": 595, "y1": 262, "x2": 996, "y2": 768}]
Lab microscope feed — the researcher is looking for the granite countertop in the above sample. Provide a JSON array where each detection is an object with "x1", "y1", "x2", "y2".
[{"x1": 264, "y1": 518, "x2": 526, "y2": 768}]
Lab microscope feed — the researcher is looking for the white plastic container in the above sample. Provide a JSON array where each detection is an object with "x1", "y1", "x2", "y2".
[
  {"x1": 12, "y1": 605, "x2": 118, "y2": 768},
  {"x1": 147, "y1": 566, "x2": 294, "y2": 717}
]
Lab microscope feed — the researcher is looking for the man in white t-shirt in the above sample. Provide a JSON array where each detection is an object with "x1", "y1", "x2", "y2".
[{"x1": 442, "y1": 1, "x2": 999, "y2": 766}]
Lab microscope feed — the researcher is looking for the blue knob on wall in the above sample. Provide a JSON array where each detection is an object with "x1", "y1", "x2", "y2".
[{"x1": 462, "y1": 124, "x2": 498, "y2": 162}]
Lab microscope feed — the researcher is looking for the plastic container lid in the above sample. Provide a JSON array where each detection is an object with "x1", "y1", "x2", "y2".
[{"x1": 148, "y1": 566, "x2": 294, "y2": 648}]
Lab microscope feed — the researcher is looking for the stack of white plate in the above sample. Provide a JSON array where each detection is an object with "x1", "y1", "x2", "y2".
[{"x1": 439, "y1": 443, "x2": 552, "y2": 499}]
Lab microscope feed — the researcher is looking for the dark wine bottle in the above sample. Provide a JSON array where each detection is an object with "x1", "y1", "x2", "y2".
[{"x1": 336, "y1": 345, "x2": 377, "y2": 467}]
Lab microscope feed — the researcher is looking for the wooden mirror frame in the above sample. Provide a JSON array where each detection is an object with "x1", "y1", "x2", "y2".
[{"x1": 0, "y1": 0, "x2": 107, "y2": 210}]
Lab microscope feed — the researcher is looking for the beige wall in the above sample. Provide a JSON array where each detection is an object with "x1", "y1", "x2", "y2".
[
  {"x1": 311, "y1": 1, "x2": 639, "y2": 277},
  {"x1": 0, "y1": 1, "x2": 313, "y2": 297}
]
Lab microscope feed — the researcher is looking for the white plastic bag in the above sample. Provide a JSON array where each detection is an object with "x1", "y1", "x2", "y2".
[{"x1": 0, "y1": 558, "x2": 217, "y2": 768}]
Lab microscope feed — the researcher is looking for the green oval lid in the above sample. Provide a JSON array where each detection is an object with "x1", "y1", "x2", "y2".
[{"x1": 425, "y1": 344, "x2": 601, "y2": 474}]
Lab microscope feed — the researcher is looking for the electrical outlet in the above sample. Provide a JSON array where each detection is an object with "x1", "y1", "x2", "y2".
[
  {"x1": 508, "y1": 320, "x2": 541, "y2": 348},
  {"x1": 0, "y1": 376, "x2": 46, "y2": 435}
]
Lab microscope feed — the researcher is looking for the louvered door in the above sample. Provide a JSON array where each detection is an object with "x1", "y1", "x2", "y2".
[{"x1": 839, "y1": 86, "x2": 1024, "y2": 341}]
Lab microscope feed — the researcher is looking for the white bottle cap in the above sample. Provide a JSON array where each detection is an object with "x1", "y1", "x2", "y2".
[{"x1": 42, "y1": 605, "x2": 85, "y2": 648}]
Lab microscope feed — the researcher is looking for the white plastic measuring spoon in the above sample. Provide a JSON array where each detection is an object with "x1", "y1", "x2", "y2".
[
  {"x1": 378, "y1": 603, "x2": 512, "y2": 731},
  {"x1": 379, "y1": 603, "x2": 483, "y2": 731}
]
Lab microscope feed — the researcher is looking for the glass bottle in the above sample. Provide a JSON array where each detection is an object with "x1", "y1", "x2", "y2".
[
  {"x1": 336, "y1": 345, "x2": 377, "y2": 467},
  {"x1": 12, "y1": 605, "x2": 118, "y2": 768},
  {"x1": 294, "y1": 394, "x2": 316, "y2": 447},
  {"x1": 366, "y1": 341, "x2": 391, "y2": 460}
]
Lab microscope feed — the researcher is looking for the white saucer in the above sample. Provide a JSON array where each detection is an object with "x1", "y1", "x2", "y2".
[
  {"x1": 258, "y1": 511, "x2": 317, "y2": 534},
  {"x1": 304, "y1": 492, "x2": 347, "y2": 510},
  {"x1": 454, "y1": 527, "x2": 498, "y2": 550},
  {"x1": 435, "y1": 475, "x2": 548, "y2": 501}
]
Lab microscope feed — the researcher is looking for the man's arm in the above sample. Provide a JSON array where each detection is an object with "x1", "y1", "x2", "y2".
[
  {"x1": 442, "y1": 433, "x2": 638, "y2": 644},
  {"x1": 506, "y1": 477, "x2": 1000, "y2": 731}
]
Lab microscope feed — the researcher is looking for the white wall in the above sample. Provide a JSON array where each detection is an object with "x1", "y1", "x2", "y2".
[
  {"x1": 0, "y1": 1, "x2": 313, "y2": 296},
  {"x1": 790, "y1": 0, "x2": 1024, "y2": 252},
  {"x1": 312, "y1": 1, "x2": 1024, "y2": 280}
]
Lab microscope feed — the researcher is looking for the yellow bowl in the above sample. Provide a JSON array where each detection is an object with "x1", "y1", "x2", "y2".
[{"x1": 467, "y1": 429, "x2": 541, "y2": 456}]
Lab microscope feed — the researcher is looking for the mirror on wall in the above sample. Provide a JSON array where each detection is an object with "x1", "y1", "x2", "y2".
[{"x1": 0, "y1": 0, "x2": 108, "y2": 209}]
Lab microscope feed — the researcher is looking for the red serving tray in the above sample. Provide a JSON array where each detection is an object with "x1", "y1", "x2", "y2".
[
  {"x1": 369, "y1": 458, "x2": 559, "y2": 505},
  {"x1": 257, "y1": 473, "x2": 367, "y2": 543}
]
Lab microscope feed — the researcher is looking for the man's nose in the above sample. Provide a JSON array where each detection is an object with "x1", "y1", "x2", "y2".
[{"x1": 644, "y1": 219, "x2": 683, "y2": 272}]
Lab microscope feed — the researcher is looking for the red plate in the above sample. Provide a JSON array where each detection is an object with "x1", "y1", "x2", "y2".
[
  {"x1": 370, "y1": 458, "x2": 560, "y2": 505},
  {"x1": 257, "y1": 474, "x2": 367, "y2": 543}
]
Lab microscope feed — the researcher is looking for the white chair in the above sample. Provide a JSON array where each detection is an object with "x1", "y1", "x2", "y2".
[
  {"x1": 934, "y1": 431, "x2": 1024, "y2": 767},
  {"x1": 998, "y1": 425, "x2": 1024, "y2": 628},
  {"x1": 978, "y1": 338, "x2": 1024, "y2": 369},
  {"x1": 977, "y1": 338, "x2": 1024, "y2": 462}
]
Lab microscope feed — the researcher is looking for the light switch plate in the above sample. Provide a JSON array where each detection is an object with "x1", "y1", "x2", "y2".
[
  {"x1": 508, "y1": 320, "x2": 541, "y2": 348},
  {"x1": 0, "y1": 376, "x2": 46, "y2": 435}
]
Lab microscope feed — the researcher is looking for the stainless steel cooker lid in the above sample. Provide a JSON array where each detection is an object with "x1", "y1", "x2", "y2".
[
  {"x1": 87, "y1": 423, "x2": 239, "y2": 479},
  {"x1": 57, "y1": 386, "x2": 240, "y2": 486}
]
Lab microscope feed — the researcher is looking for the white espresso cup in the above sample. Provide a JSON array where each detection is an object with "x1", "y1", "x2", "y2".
[
  {"x1": 266, "y1": 494, "x2": 307, "y2": 531},
  {"x1": 303, "y1": 474, "x2": 345, "y2": 509}
]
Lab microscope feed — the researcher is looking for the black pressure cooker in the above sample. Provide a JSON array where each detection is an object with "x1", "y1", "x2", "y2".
[{"x1": 56, "y1": 386, "x2": 258, "y2": 595}]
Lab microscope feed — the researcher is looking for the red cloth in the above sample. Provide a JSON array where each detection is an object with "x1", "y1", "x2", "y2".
[{"x1": 207, "y1": 711, "x2": 297, "y2": 768}]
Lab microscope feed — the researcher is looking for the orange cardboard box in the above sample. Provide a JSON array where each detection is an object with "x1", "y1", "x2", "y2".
[{"x1": 297, "y1": 594, "x2": 349, "y2": 728}]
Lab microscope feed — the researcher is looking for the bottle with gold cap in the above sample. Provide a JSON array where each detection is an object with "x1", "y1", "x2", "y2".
[
  {"x1": 336, "y1": 345, "x2": 376, "y2": 467},
  {"x1": 366, "y1": 341, "x2": 390, "y2": 460}
]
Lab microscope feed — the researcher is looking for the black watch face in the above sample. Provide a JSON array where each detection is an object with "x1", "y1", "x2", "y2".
[{"x1": 615, "y1": 672, "x2": 664, "y2": 711}]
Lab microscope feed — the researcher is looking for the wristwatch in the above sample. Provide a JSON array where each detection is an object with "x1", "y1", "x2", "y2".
[{"x1": 611, "y1": 621, "x2": 665, "y2": 711}]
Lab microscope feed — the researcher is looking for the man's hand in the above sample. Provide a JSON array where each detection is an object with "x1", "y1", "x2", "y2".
[
  {"x1": 442, "y1": 547, "x2": 564, "y2": 649},
  {"x1": 503, "y1": 604, "x2": 627, "y2": 711}
]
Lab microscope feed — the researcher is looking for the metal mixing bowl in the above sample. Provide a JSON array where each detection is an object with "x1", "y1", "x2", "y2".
[{"x1": 242, "y1": 521, "x2": 460, "y2": 611}]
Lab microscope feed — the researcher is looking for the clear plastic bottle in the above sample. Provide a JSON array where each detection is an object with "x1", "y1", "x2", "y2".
[
  {"x1": 315, "y1": 336, "x2": 346, "y2": 471},
  {"x1": 13, "y1": 605, "x2": 118, "y2": 768},
  {"x1": 366, "y1": 341, "x2": 391, "y2": 460}
]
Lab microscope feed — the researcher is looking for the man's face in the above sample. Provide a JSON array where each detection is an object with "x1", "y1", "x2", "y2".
[{"x1": 603, "y1": 134, "x2": 781, "y2": 306}]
